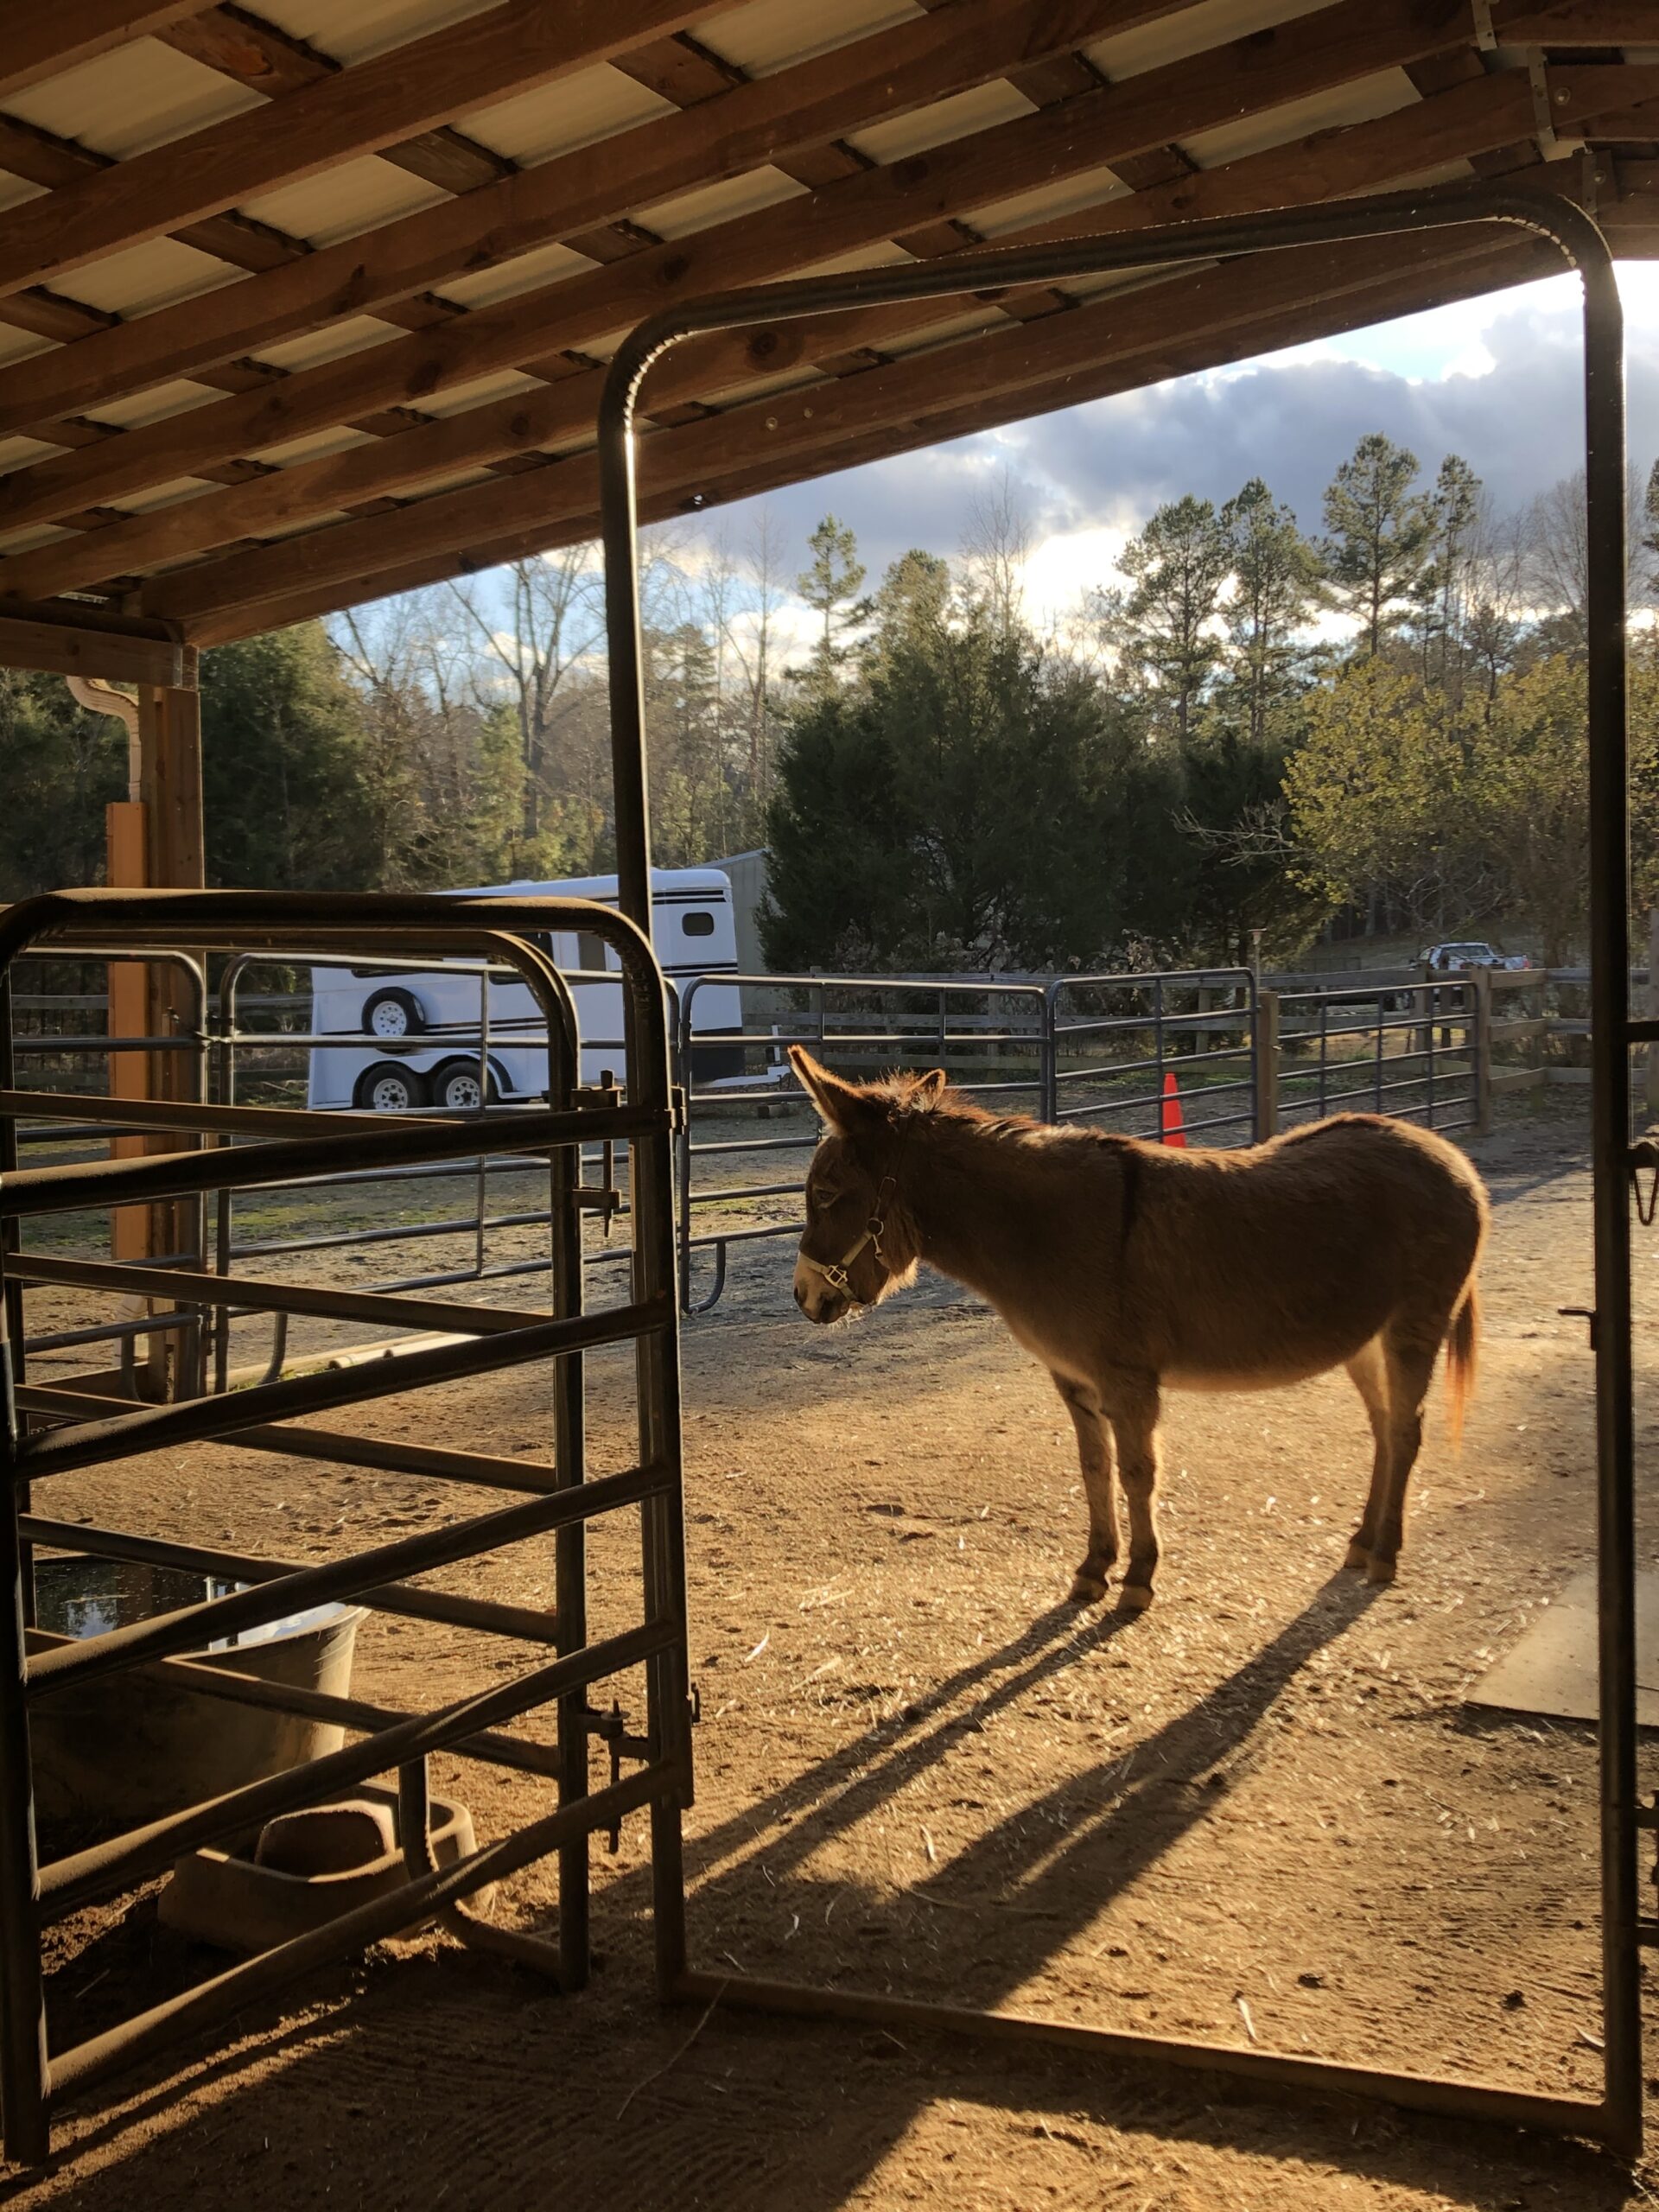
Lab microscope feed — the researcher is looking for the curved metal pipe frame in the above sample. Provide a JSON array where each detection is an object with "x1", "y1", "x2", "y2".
[{"x1": 599, "y1": 186, "x2": 1636, "y2": 2154}]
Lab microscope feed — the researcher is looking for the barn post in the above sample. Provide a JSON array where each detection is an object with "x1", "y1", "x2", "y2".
[
  {"x1": 1471, "y1": 965, "x2": 1493, "y2": 1136},
  {"x1": 1252, "y1": 989, "x2": 1279, "y2": 1141},
  {"x1": 133, "y1": 655, "x2": 205, "y2": 1394}
]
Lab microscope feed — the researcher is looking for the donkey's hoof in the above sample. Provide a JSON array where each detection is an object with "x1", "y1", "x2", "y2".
[
  {"x1": 1365, "y1": 1556, "x2": 1397, "y2": 1587},
  {"x1": 1116, "y1": 1582, "x2": 1155, "y2": 1614},
  {"x1": 1343, "y1": 1541, "x2": 1371, "y2": 1573},
  {"x1": 1067, "y1": 1571, "x2": 1109, "y2": 1605}
]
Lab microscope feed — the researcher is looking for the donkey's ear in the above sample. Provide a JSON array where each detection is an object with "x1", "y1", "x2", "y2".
[
  {"x1": 788, "y1": 1046, "x2": 873, "y2": 1133},
  {"x1": 910, "y1": 1068, "x2": 948, "y2": 1108}
]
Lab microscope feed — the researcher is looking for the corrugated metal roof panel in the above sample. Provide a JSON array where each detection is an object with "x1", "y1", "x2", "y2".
[
  {"x1": 969, "y1": 162, "x2": 1131, "y2": 238},
  {"x1": 695, "y1": 0, "x2": 921, "y2": 79},
  {"x1": 847, "y1": 78, "x2": 1034, "y2": 164},
  {"x1": 438, "y1": 241, "x2": 599, "y2": 310},
  {"x1": 1183, "y1": 67, "x2": 1418, "y2": 168},
  {"x1": 1086, "y1": 0, "x2": 1333, "y2": 84},
  {"x1": 238, "y1": 158, "x2": 449, "y2": 245},
  {"x1": 49, "y1": 237, "x2": 233, "y2": 320},
  {"x1": 457, "y1": 65, "x2": 673, "y2": 163},
  {"x1": 241, "y1": 425, "x2": 378, "y2": 469},
  {"x1": 87, "y1": 377, "x2": 226, "y2": 431},
  {"x1": 2, "y1": 39, "x2": 260, "y2": 159},
  {"x1": 638, "y1": 166, "x2": 808, "y2": 240},
  {"x1": 247, "y1": 0, "x2": 502, "y2": 68},
  {"x1": 419, "y1": 368, "x2": 549, "y2": 416},
  {"x1": 253, "y1": 315, "x2": 407, "y2": 373}
]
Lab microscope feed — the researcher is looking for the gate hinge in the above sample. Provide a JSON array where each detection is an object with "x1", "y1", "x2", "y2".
[
  {"x1": 1529, "y1": 57, "x2": 1582, "y2": 161},
  {"x1": 671, "y1": 1084, "x2": 689, "y2": 1134}
]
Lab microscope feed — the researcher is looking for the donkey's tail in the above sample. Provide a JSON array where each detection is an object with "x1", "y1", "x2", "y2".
[{"x1": 1445, "y1": 1275, "x2": 1480, "y2": 1452}]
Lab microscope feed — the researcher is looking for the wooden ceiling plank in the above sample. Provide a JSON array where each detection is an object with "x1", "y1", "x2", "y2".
[
  {"x1": 175, "y1": 231, "x2": 1555, "y2": 645},
  {"x1": 0, "y1": 3, "x2": 212, "y2": 100},
  {"x1": 0, "y1": 0, "x2": 1204, "y2": 444},
  {"x1": 137, "y1": 219, "x2": 1554, "y2": 628},
  {"x1": 1491, "y1": 2, "x2": 1659, "y2": 37},
  {"x1": 0, "y1": 0, "x2": 739, "y2": 302},
  {"x1": 0, "y1": 0, "x2": 1483, "y2": 531},
  {"x1": 0, "y1": 67, "x2": 1559, "y2": 605}
]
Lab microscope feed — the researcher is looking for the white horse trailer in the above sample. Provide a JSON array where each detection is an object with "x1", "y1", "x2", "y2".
[{"x1": 306, "y1": 868, "x2": 743, "y2": 1111}]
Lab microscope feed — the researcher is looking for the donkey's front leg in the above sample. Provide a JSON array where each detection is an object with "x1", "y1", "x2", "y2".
[
  {"x1": 1052, "y1": 1374, "x2": 1118, "y2": 1604},
  {"x1": 1103, "y1": 1376, "x2": 1163, "y2": 1612}
]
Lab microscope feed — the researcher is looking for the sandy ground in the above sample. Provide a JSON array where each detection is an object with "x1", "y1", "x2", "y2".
[{"x1": 6, "y1": 1092, "x2": 1659, "y2": 2211}]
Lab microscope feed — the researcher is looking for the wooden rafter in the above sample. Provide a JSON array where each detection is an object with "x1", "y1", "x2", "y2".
[
  {"x1": 0, "y1": 0, "x2": 1497, "y2": 537},
  {"x1": 6, "y1": 62, "x2": 1604, "y2": 607},
  {"x1": 180, "y1": 232, "x2": 1560, "y2": 646},
  {"x1": 0, "y1": 0, "x2": 1204, "y2": 444},
  {"x1": 156, "y1": 6, "x2": 514, "y2": 199},
  {"x1": 0, "y1": 3, "x2": 212, "y2": 100},
  {"x1": 141, "y1": 219, "x2": 1558, "y2": 629},
  {"x1": 0, "y1": 0, "x2": 741, "y2": 301}
]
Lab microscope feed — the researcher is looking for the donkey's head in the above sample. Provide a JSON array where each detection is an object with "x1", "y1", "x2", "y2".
[{"x1": 787, "y1": 1046, "x2": 945, "y2": 1324}]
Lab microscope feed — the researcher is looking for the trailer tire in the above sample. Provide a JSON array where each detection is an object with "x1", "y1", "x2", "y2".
[
  {"x1": 356, "y1": 1061, "x2": 426, "y2": 1112},
  {"x1": 362, "y1": 986, "x2": 426, "y2": 1041},
  {"x1": 430, "y1": 1058, "x2": 497, "y2": 1111}
]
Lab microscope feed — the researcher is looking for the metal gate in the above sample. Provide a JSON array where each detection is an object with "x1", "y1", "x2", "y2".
[
  {"x1": 598, "y1": 186, "x2": 1643, "y2": 2152},
  {"x1": 0, "y1": 889, "x2": 691, "y2": 2166}
]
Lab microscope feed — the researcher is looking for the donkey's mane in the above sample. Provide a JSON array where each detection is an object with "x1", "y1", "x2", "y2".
[{"x1": 864, "y1": 1075, "x2": 1135, "y2": 1154}]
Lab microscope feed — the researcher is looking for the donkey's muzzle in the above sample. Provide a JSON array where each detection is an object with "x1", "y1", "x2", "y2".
[{"x1": 793, "y1": 1256, "x2": 849, "y2": 1325}]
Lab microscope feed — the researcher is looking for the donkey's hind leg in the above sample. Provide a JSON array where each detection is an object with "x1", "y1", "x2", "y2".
[
  {"x1": 1363, "y1": 1329, "x2": 1441, "y2": 1586},
  {"x1": 1053, "y1": 1374, "x2": 1118, "y2": 1604},
  {"x1": 1105, "y1": 1380, "x2": 1162, "y2": 1613},
  {"x1": 1343, "y1": 1337, "x2": 1391, "y2": 1573}
]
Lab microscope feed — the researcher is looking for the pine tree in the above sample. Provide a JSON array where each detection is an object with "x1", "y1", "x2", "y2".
[
  {"x1": 1320, "y1": 434, "x2": 1434, "y2": 657},
  {"x1": 794, "y1": 515, "x2": 869, "y2": 695},
  {"x1": 1104, "y1": 495, "x2": 1230, "y2": 742},
  {"x1": 1217, "y1": 477, "x2": 1322, "y2": 745},
  {"x1": 1414, "y1": 454, "x2": 1483, "y2": 699}
]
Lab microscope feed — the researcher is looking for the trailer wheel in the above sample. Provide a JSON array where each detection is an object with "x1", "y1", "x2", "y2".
[
  {"x1": 362, "y1": 986, "x2": 425, "y2": 1041},
  {"x1": 356, "y1": 1061, "x2": 426, "y2": 1112},
  {"x1": 430, "y1": 1058, "x2": 496, "y2": 1111}
]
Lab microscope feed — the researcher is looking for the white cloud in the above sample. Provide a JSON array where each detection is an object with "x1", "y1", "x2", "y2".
[{"x1": 650, "y1": 261, "x2": 1659, "y2": 640}]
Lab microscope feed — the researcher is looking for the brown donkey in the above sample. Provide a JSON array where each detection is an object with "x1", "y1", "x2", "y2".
[{"x1": 787, "y1": 1046, "x2": 1487, "y2": 1611}]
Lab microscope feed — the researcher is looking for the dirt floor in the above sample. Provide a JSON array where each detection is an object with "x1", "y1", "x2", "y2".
[{"x1": 8, "y1": 1091, "x2": 1659, "y2": 2210}]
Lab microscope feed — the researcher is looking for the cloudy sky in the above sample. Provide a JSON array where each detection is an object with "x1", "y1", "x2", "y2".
[{"x1": 698, "y1": 262, "x2": 1659, "y2": 635}]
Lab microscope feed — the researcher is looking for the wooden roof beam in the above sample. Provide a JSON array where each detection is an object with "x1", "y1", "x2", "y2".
[
  {"x1": 0, "y1": 0, "x2": 741, "y2": 301},
  {"x1": 2, "y1": 65, "x2": 1572, "y2": 606},
  {"x1": 0, "y1": 607, "x2": 185, "y2": 685},
  {"x1": 0, "y1": 0, "x2": 1203, "y2": 444},
  {"x1": 141, "y1": 220, "x2": 1554, "y2": 630},
  {"x1": 181, "y1": 233, "x2": 1555, "y2": 646},
  {"x1": 0, "y1": 0, "x2": 1491, "y2": 535},
  {"x1": 0, "y1": 3, "x2": 213, "y2": 100}
]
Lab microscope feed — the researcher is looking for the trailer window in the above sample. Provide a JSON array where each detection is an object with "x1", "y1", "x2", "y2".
[
  {"x1": 575, "y1": 932, "x2": 611, "y2": 972},
  {"x1": 682, "y1": 911, "x2": 715, "y2": 938}
]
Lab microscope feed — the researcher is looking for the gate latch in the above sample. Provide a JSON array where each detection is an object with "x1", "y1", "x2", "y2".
[
  {"x1": 577, "y1": 1700, "x2": 654, "y2": 1851},
  {"x1": 1559, "y1": 1306, "x2": 1598, "y2": 1350},
  {"x1": 1631, "y1": 1137, "x2": 1659, "y2": 1225}
]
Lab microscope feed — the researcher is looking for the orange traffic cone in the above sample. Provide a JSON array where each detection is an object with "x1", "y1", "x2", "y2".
[{"x1": 1160, "y1": 1070, "x2": 1186, "y2": 1148}]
